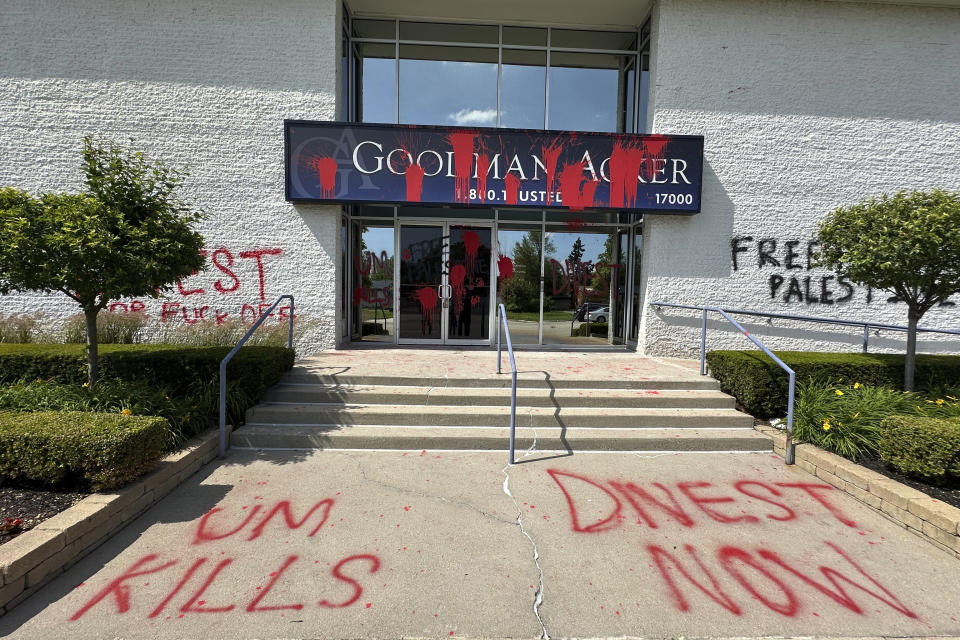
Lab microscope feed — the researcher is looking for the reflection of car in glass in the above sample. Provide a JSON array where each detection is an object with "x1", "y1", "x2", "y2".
[
  {"x1": 586, "y1": 306, "x2": 609, "y2": 323},
  {"x1": 573, "y1": 302, "x2": 605, "y2": 322}
]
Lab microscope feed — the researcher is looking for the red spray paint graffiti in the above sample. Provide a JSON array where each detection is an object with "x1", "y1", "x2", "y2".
[
  {"x1": 69, "y1": 496, "x2": 383, "y2": 621},
  {"x1": 462, "y1": 230, "x2": 480, "y2": 276},
  {"x1": 447, "y1": 132, "x2": 477, "y2": 203},
  {"x1": 641, "y1": 134, "x2": 671, "y2": 181},
  {"x1": 475, "y1": 154, "x2": 490, "y2": 204},
  {"x1": 609, "y1": 140, "x2": 645, "y2": 209}
]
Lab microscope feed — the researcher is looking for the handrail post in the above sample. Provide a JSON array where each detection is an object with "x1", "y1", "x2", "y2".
[
  {"x1": 219, "y1": 360, "x2": 227, "y2": 458},
  {"x1": 509, "y1": 370, "x2": 517, "y2": 465},
  {"x1": 862, "y1": 324, "x2": 869, "y2": 353},
  {"x1": 219, "y1": 294, "x2": 295, "y2": 459},
  {"x1": 496, "y1": 306, "x2": 502, "y2": 374},
  {"x1": 785, "y1": 371, "x2": 796, "y2": 464},
  {"x1": 700, "y1": 308, "x2": 708, "y2": 375}
]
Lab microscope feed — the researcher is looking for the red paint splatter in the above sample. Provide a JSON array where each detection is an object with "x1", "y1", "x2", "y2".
[
  {"x1": 405, "y1": 164, "x2": 425, "y2": 202},
  {"x1": 309, "y1": 157, "x2": 337, "y2": 198},
  {"x1": 497, "y1": 254, "x2": 514, "y2": 281},
  {"x1": 558, "y1": 162, "x2": 598, "y2": 211},
  {"x1": 403, "y1": 249, "x2": 411, "y2": 262},
  {"x1": 450, "y1": 264, "x2": 467, "y2": 319},
  {"x1": 476, "y1": 154, "x2": 490, "y2": 204},
  {"x1": 564, "y1": 217, "x2": 586, "y2": 232},
  {"x1": 447, "y1": 132, "x2": 477, "y2": 203},
  {"x1": 609, "y1": 140, "x2": 645, "y2": 209},
  {"x1": 462, "y1": 230, "x2": 480, "y2": 275},
  {"x1": 541, "y1": 141, "x2": 562, "y2": 205},
  {"x1": 413, "y1": 287, "x2": 438, "y2": 333},
  {"x1": 642, "y1": 135, "x2": 671, "y2": 181},
  {"x1": 504, "y1": 173, "x2": 521, "y2": 205}
]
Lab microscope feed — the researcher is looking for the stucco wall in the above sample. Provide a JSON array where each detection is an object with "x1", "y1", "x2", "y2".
[
  {"x1": 640, "y1": 0, "x2": 960, "y2": 357},
  {"x1": 0, "y1": 0, "x2": 342, "y2": 353}
]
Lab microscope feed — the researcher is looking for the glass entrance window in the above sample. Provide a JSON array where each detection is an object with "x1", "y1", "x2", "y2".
[
  {"x1": 543, "y1": 228, "x2": 625, "y2": 345},
  {"x1": 353, "y1": 224, "x2": 395, "y2": 342},
  {"x1": 496, "y1": 225, "x2": 544, "y2": 344},
  {"x1": 398, "y1": 225, "x2": 444, "y2": 341}
]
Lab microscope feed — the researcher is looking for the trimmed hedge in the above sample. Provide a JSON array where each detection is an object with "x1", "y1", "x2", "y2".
[
  {"x1": 573, "y1": 322, "x2": 609, "y2": 337},
  {"x1": 879, "y1": 415, "x2": 960, "y2": 483},
  {"x1": 0, "y1": 411, "x2": 167, "y2": 491},
  {"x1": 0, "y1": 343, "x2": 295, "y2": 400},
  {"x1": 706, "y1": 350, "x2": 960, "y2": 419}
]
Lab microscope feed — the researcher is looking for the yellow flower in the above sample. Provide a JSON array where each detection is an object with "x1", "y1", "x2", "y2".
[
  {"x1": 822, "y1": 418, "x2": 832, "y2": 431},
  {"x1": 834, "y1": 390, "x2": 844, "y2": 396},
  {"x1": 936, "y1": 398, "x2": 945, "y2": 405},
  {"x1": 81, "y1": 382, "x2": 89, "y2": 388},
  {"x1": 853, "y1": 382, "x2": 861, "y2": 389},
  {"x1": 120, "y1": 409, "x2": 132, "y2": 416}
]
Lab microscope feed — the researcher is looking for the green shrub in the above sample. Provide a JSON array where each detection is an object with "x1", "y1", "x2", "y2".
[
  {"x1": 0, "y1": 378, "x2": 251, "y2": 445},
  {"x1": 0, "y1": 343, "x2": 294, "y2": 397},
  {"x1": 793, "y1": 379, "x2": 913, "y2": 460},
  {"x1": 62, "y1": 311, "x2": 147, "y2": 344},
  {"x1": 878, "y1": 415, "x2": 960, "y2": 483},
  {"x1": 706, "y1": 350, "x2": 960, "y2": 419},
  {"x1": 573, "y1": 322, "x2": 608, "y2": 337},
  {"x1": 0, "y1": 411, "x2": 167, "y2": 490}
]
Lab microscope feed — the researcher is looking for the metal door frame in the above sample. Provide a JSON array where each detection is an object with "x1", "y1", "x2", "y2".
[{"x1": 395, "y1": 220, "x2": 495, "y2": 346}]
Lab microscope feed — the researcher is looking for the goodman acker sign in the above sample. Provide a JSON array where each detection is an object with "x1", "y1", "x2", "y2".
[{"x1": 285, "y1": 120, "x2": 703, "y2": 214}]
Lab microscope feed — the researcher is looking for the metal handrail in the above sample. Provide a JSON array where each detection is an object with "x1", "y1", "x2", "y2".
[
  {"x1": 219, "y1": 294, "x2": 295, "y2": 458},
  {"x1": 496, "y1": 303, "x2": 519, "y2": 465},
  {"x1": 652, "y1": 302, "x2": 960, "y2": 353},
  {"x1": 651, "y1": 302, "x2": 796, "y2": 465}
]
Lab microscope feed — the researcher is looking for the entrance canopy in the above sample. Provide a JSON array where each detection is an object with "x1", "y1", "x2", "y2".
[{"x1": 285, "y1": 120, "x2": 703, "y2": 214}]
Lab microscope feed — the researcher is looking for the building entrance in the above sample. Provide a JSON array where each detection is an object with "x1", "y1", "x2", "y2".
[
  {"x1": 397, "y1": 222, "x2": 492, "y2": 345},
  {"x1": 346, "y1": 208, "x2": 641, "y2": 349}
]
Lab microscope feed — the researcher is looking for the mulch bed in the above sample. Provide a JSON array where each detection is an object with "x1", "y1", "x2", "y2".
[
  {"x1": 0, "y1": 482, "x2": 87, "y2": 545},
  {"x1": 856, "y1": 456, "x2": 960, "y2": 510}
]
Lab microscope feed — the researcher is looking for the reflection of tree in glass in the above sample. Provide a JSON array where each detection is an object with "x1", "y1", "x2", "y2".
[{"x1": 501, "y1": 231, "x2": 554, "y2": 313}]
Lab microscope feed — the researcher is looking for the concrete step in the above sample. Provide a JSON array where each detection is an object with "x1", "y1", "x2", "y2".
[
  {"x1": 263, "y1": 384, "x2": 736, "y2": 409},
  {"x1": 281, "y1": 369, "x2": 721, "y2": 391},
  {"x1": 230, "y1": 424, "x2": 772, "y2": 452},
  {"x1": 244, "y1": 403, "x2": 754, "y2": 429}
]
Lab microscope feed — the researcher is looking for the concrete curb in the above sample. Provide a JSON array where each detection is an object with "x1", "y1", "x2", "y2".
[
  {"x1": 756, "y1": 424, "x2": 960, "y2": 559},
  {"x1": 0, "y1": 429, "x2": 221, "y2": 615}
]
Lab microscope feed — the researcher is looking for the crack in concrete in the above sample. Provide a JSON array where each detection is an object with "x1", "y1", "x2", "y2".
[
  {"x1": 339, "y1": 452, "x2": 515, "y2": 526},
  {"x1": 502, "y1": 438, "x2": 549, "y2": 640}
]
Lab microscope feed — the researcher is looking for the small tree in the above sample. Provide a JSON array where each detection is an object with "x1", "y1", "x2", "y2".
[
  {"x1": 817, "y1": 189, "x2": 960, "y2": 391},
  {"x1": 0, "y1": 137, "x2": 205, "y2": 384}
]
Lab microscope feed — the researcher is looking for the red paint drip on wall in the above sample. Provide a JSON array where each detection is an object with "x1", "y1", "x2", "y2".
[
  {"x1": 609, "y1": 141, "x2": 645, "y2": 209},
  {"x1": 540, "y1": 142, "x2": 563, "y2": 205},
  {"x1": 405, "y1": 164, "x2": 425, "y2": 202},
  {"x1": 497, "y1": 254, "x2": 514, "y2": 281},
  {"x1": 475, "y1": 154, "x2": 490, "y2": 204},
  {"x1": 447, "y1": 132, "x2": 477, "y2": 203},
  {"x1": 504, "y1": 173, "x2": 521, "y2": 205},
  {"x1": 557, "y1": 162, "x2": 599, "y2": 211},
  {"x1": 310, "y1": 157, "x2": 337, "y2": 198}
]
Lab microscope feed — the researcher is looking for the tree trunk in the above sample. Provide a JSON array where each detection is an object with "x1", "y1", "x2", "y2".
[
  {"x1": 85, "y1": 308, "x2": 99, "y2": 386},
  {"x1": 904, "y1": 306, "x2": 919, "y2": 392}
]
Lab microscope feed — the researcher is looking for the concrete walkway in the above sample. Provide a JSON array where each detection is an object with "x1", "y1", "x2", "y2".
[{"x1": 3, "y1": 448, "x2": 959, "y2": 639}]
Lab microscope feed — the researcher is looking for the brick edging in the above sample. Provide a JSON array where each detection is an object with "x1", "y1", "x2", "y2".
[
  {"x1": 0, "y1": 429, "x2": 221, "y2": 615},
  {"x1": 756, "y1": 425, "x2": 960, "y2": 559}
]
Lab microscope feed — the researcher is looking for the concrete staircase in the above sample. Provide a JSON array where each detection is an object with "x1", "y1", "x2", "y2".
[{"x1": 230, "y1": 365, "x2": 771, "y2": 453}]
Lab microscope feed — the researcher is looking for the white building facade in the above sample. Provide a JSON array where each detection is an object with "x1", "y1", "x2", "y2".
[{"x1": 1, "y1": 0, "x2": 958, "y2": 356}]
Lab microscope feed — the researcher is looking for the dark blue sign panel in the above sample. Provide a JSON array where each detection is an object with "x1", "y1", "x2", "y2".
[{"x1": 285, "y1": 120, "x2": 703, "y2": 214}]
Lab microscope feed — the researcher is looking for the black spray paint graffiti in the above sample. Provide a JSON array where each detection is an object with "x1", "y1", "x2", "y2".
[{"x1": 730, "y1": 236, "x2": 955, "y2": 307}]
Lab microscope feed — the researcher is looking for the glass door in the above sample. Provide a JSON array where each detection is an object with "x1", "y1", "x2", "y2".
[{"x1": 397, "y1": 222, "x2": 493, "y2": 345}]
